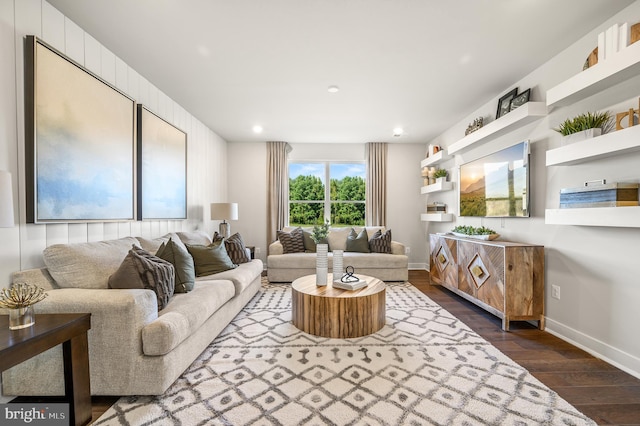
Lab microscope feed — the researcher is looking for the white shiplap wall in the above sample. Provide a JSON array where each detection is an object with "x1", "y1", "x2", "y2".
[{"x1": 0, "y1": 0, "x2": 228, "y2": 286}]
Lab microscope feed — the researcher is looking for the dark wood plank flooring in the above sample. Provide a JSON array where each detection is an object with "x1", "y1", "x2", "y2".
[
  {"x1": 83, "y1": 270, "x2": 640, "y2": 424},
  {"x1": 410, "y1": 269, "x2": 640, "y2": 425}
]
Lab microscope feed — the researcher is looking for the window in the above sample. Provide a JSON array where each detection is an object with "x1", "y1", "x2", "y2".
[{"x1": 289, "y1": 162, "x2": 365, "y2": 227}]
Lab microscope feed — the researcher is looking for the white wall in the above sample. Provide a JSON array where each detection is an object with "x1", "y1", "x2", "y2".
[
  {"x1": 228, "y1": 142, "x2": 428, "y2": 267},
  {"x1": 0, "y1": 0, "x2": 227, "y2": 286},
  {"x1": 425, "y1": 1, "x2": 640, "y2": 378}
]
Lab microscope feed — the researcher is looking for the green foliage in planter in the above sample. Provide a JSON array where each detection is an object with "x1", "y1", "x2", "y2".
[
  {"x1": 311, "y1": 219, "x2": 330, "y2": 243},
  {"x1": 553, "y1": 111, "x2": 613, "y2": 136},
  {"x1": 434, "y1": 168, "x2": 448, "y2": 179},
  {"x1": 452, "y1": 225, "x2": 496, "y2": 235}
]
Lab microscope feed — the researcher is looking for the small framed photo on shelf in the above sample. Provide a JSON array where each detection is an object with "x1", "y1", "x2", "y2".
[
  {"x1": 496, "y1": 88, "x2": 518, "y2": 119},
  {"x1": 509, "y1": 89, "x2": 531, "y2": 112}
]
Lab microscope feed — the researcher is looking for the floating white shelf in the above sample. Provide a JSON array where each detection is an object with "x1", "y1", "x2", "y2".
[
  {"x1": 420, "y1": 180, "x2": 454, "y2": 194},
  {"x1": 546, "y1": 41, "x2": 640, "y2": 108},
  {"x1": 447, "y1": 102, "x2": 547, "y2": 155},
  {"x1": 546, "y1": 125, "x2": 640, "y2": 166},
  {"x1": 421, "y1": 213, "x2": 454, "y2": 222},
  {"x1": 545, "y1": 206, "x2": 640, "y2": 227},
  {"x1": 420, "y1": 150, "x2": 452, "y2": 168}
]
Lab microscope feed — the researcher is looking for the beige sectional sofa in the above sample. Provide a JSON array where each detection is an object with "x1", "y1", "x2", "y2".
[
  {"x1": 2, "y1": 231, "x2": 263, "y2": 397},
  {"x1": 267, "y1": 226, "x2": 408, "y2": 282}
]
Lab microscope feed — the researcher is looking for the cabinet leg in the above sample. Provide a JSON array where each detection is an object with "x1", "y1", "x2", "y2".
[
  {"x1": 502, "y1": 317, "x2": 510, "y2": 332},
  {"x1": 538, "y1": 316, "x2": 546, "y2": 331}
]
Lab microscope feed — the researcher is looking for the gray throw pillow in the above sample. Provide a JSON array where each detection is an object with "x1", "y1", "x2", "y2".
[
  {"x1": 346, "y1": 228, "x2": 370, "y2": 253},
  {"x1": 156, "y1": 238, "x2": 195, "y2": 293},
  {"x1": 108, "y1": 246, "x2": 175, "y2": 311},
  {"x1": 302, "y1": 230, "x2": 328, "y2": 252},
  {"x1": 277, "y1": 227, "x2": 305, "y2": 253},
  {"x1": 369, "y1": 229, "x2": 392, "y2": 253},
  {"x1": 225, "y1": 233, "x2": 251, "y2": 264},
  {"x1": 186, "y1": 241, "x2": 237, "y2": 276}
]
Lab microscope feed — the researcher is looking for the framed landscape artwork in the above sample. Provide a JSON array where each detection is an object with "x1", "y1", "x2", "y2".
[
  {"x1": 137, "y1": 105, "x2": 187, "y2": 220},
  {"x1": 25, "y1": 36, "x2": 137, "y2": 223}
]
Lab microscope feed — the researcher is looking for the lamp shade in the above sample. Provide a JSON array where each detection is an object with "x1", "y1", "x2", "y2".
[
  {"x1": 0, "y1": 170, "x2": 15, "y2": 228},
  {"x1": 210, "y1": 203, "x2": 238, "y2": 221}
]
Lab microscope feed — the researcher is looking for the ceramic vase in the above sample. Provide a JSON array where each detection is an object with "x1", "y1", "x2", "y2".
[
  {"x1": 316, "y1": 243, "x2": 328, "y2": 286},
  {"x1": 9, "y1": 305, "x2": 35, "y2": 330},
  {"x1": 332, "y1": 250, "x2": 344, "y2": 282}
]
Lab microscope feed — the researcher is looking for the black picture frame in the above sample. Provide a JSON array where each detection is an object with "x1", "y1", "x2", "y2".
[
  {"x1": 24, "y1": 36, "x2": 137, "y2": 223},
  {"x1": 137, "y1": 105, "x2": 187, "y2": 220},
  {"x1": 496, "y1": 88, "x2": 518, "y2": 119},
  {"x1": 509, "y1": 89, "x2": 531, "y2": 112}
]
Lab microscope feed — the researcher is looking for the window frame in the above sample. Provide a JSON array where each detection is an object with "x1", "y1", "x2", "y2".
[{"x1": 288, "y1": 160, "x2": 365, "y2": 226}]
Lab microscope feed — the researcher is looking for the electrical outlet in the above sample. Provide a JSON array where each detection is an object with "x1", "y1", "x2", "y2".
[
  {"x1": 405, "y1": 247, "x2": 411, "y2": 255},
  {"x1": 551, "y1": 285, "x2": 561, "y2": 300},
  {"x1": 255, "y1": 247, "x2": 261, "y2": 254}
]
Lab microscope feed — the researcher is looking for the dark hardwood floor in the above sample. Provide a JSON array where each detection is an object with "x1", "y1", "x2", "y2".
[
  {"x1": 86, "y1": 270, "x2": 640, "y2": 424},
  {"x1": 410, "y1": 269, "x2": 640, "y2": 425}
]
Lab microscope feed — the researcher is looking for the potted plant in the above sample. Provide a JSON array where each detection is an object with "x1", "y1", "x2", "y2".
[
  {"x1": 434, "y1": 168, "x2": 448, "y2": 184},
  {"x1": 554, "y1": 110, "x2": 613, "y2": 145},
  {"x1": 451, "y1": 225, "x2": 499, "y2": 241}
]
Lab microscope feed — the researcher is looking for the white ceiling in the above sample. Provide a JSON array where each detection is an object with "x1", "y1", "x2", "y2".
[{"x1": 48, "y1": 0, "x2": 634, "y2": 144}]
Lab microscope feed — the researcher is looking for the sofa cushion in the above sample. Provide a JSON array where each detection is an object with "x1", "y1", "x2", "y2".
[
  {"x1": 346, "y1": 228, "x2": 370, "y2": 253},
  {"x1": 196, "y1": 259, "x2": 263, "y2": 296},
  {"x1": 43, "y1": 236, "x2": 139, "y2": 289},
  {"x1": 327, "y1": 227, "x2": 351, "y2": 251},
  {"x1": 136, "y1": 233, "x2": 173, "y2": 254},
  {"x1": 302, "y1": 230, "x2": 325, "y2": 252},
  {"x1": 176, "y1": 231, "x2": 213, "y2": 246},
  {"x1": 186, "y1": 242, "x2": 237, "y2": 276},
  {"x1": 277, "y1": 227, "x2": 305, "y2": 253},
  {"x1": 108, "y1": 246, "x2": 175, "y2": 310},
  {"x1": 369, "y1": 229, "x2": 392, "y2": 254},
  {"x1": 156, "y1": 237, "x2": 195, "y2": 293},
  {"x1": 142, "y1": 279, "x2": 236, "y2": 356},
  {"x1": 224, "y1": 233, "x2": 251, "y2": 264}
]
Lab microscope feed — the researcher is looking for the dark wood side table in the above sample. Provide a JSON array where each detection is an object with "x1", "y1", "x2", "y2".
[{"x1": 0, "y1": 313, "x2": 92, "y2": 426}]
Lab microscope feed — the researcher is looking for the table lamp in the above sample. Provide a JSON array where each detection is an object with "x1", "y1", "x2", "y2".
[
  {"x1": 0, "y1": 170, "x2": 14, "y2": 228},
  {"x1": 210, "y1": 202, "x2": 238, "y2": 239}
]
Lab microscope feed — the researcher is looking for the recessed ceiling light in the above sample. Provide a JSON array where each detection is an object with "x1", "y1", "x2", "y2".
[
  {"x1": 252, "y1": 125, "x2": 263, "y2": 134},
  {"x1": 328, "y1": 85, "x2": 339, "y2": 93},
  {"x1": 393, "y1": 127, "x2": 404, "y2": 137}
]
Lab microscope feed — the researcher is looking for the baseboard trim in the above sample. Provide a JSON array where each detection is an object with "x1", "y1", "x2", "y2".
[
  {"x1": 409, "y1": 263, "x2": 428, "y2": 270},
  {"x1": 545, "y1": 317, "x2": 640, "y2": 380}
]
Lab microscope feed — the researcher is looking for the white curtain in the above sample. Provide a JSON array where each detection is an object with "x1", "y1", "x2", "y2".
[
  {"x1": 267, "y1": 141, "x2": 292, "y2": 244},
  {"x1": 365, "y1": 142, "x2": 387, "y2": 226}
]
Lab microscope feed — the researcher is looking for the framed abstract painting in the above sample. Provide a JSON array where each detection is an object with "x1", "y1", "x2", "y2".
[
  {"x1": 24, "y1": 36, "x2": 137, "y2": 223},
  {"x1": 137, "y1": 105, "x2": 187, "y2": 220}
]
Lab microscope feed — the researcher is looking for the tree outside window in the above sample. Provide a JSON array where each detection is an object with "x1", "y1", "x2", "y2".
[{"x1": 289, "y1": 162, "x2": 365, "y2": 227}]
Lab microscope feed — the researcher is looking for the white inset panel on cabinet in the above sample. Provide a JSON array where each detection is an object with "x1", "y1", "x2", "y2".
[
  {"x1": 447, "y1": 102, "x2": 547, "y2": 155},
  {"x1": 547, "y1": 41, "x2": 640, "y2": 108},
  {"x1": 546, "y1": 125, "x2": 640, "y2": 166}
]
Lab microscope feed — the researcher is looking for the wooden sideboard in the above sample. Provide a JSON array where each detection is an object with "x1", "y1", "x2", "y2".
[{"x1": 429, "y1": 234, "x2": 544, "y2": 331}]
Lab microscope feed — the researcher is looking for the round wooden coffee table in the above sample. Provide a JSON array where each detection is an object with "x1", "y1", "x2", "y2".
[{"x1": 291, "y1": 274, "x2": 386, "y2": 338}]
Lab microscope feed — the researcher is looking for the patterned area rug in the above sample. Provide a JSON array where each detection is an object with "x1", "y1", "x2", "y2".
[{"x1": 95, "y1": 281, "x2": 595, "y2": 425}]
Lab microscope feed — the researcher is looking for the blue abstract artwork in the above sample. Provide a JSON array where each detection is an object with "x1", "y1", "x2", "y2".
[
  {"x1": 138, "y1": 106, "x2": 187, "y2": 220},
  {"x1": 31, "y1": 39, "x2": 135, "y2": 222}
]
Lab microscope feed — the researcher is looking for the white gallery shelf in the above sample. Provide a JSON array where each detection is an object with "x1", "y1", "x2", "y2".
[
  {"x1": 545, "y1": 206, "x2": 640, "y2": 228},
  {"x1": 546, "y1": 125, "x2": 640, "y2": 166},
  {"x1": 420, "y1": 180, "x2": 454, "y2": 194},
  {"x1": 421, "y1": 213, "x2": 454, "y2": 222},
  {"x1": 546, "y1": 41, "x2": 640, "y2": 108},
  {"x1": 420, "y1": 150, "x2": 451, "y2": 168},
  {"x1": 447, "y1": 102, "x2": 547, "y2": 155}
]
